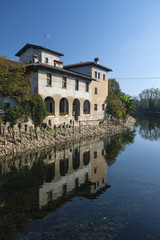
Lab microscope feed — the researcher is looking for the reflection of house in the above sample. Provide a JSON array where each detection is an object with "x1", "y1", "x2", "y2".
[
  {"x1": 38, "y1": 138, "x2": 108, "y2": 208},
  {"x1": 0, "y1": 138, "x2": 109, "y2": 209},
  {"x1": 3, "y1": 43, "x2": 112, "y2": 126}
]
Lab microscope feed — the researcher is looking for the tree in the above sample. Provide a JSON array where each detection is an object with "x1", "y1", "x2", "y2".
[
  {"x1": 0, "y1": 57, "x2": 31, "y2": 103},
  {"x1": 24, "y1": 93, "x2": 47, "y2": 139},
  {"x1": 120, "y1": 95, "x2": 135, "y2": 116},
  {"x1": 106, "y1": 91, "x2": 126, "y2": 119},
  {"x1": 4, "y1": 105, "x2": 24, "y2": 144},
  {"x1": 108, "y1": 78, "x2": 121, "y2": 97},
  {"x1": 135, "y1": 88, "x2": 160, "y2": 114}
]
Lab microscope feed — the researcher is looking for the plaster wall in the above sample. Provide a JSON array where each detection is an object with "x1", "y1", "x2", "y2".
[
  {"x1": 37, "y1": 69, "x2": 93, "y2": 126},
  {"x1": 66, "y1": 65, "x2": 92, "y2": 77},
  {"x1": 19, "y1": 48, "x2": 42, "y2": 63},
  {"x1": 91, "y1": 67, "x2": 108, "y2": 120},
  {"x1": 41, "y1": 52, "x2": 61, "y2": 66}
]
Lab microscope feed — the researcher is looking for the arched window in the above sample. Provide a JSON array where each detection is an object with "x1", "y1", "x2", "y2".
[
  {"x1": 83, "y1": 151, "x2": 90, "y2": 165},
  {"x1": 73, "y1": 99, "x2": 80, "y2": 117},
  {"x1": 45, "y1": 163, "x2": 55, "y2": 183},
  {"x1": 45, "y1": 97, "x2": 55, "y2": 114},
  {"x1": 73, "y1": 148, "x2": 80, "y2": 170},
  {"x1": 60, "y1": 158, "x2": 69, "y2": 176},
  {"x1": 60, "y1": 98, "x2": 69, "y2": 115},
  {"x1": 83, "y1": 100, "x2": 90, "y2": 114}
]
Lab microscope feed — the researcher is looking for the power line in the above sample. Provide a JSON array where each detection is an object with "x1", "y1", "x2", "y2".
[{"x1": 113, "y1": 77, "x2": 160, "y2": 80}]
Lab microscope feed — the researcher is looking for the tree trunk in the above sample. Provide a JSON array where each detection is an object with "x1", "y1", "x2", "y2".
[
  {"x1": 3, "y1": 127, "x2": 6, "y2": 145},
  {"x1": 0, "y1": 122, "x2": 2, "y2": 135},
  {"x1": 19, "y1": 123, "x2": 22, "y2": 143},
  {"x1": 13, "y1": 126, "x2": 17, "y2": 145},
  {"x1": 35, "y1": 126, "x2": 38, "y2": 140},
  {"x1": 30, "y1": 126, "x2": 33, "y2": 140}
]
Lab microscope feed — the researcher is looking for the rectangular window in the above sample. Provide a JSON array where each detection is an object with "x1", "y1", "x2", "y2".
[
  {"x1": 45, "y1": 57, "x2": 49, "y2": 63},
  {"x1": 95, "y1": 87, "x2": 97, "y2": 95},
  {"x1": 85, "y1": 82, "x2": 89, "y2": 92},
  {"x1": 94, "y1": 151, "x2": 97, "y2": 159},
  {"x1": 47, "y1": 191, "x2": 52, "y2": 202},
  {"x1": 47, "y1": 73, "x2": 52, "y2": 86},
  {"x1": 94, "y1": 104, "x2": 98, "y2": 111},
  {"x1": 95, "y1": 71, "x2": 97, "y2": 78},
  {"x1": 102, "y1": 104, "x2": 104, "y2": 110},
  {"x1": 75, "y1": 79, "x2": 79, "y2": 91},
  {"x1": 98, "y1": 72, "x2": 100, "y2": 79},
  {"x1": 62, "y1": 76, "x2": 67, "y2": 89},
  {"x1": 103, "y1": 74, "x2": 105, "y2": 80}
]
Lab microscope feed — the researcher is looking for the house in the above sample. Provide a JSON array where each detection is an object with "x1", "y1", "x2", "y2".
[{"x1": 4, "y1": 43, "x2": 112, "y2": 127}]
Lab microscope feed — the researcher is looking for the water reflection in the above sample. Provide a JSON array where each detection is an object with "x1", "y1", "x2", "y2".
[
  {"x1": 135, "y1": 118, "x2": 160, "y2": 141},
  {"x1": 0, "y1": 130, "x2": 135, "y2": 239},
  {"x1": 104, "y1": 129, "x2": 136, "y2": 166}
]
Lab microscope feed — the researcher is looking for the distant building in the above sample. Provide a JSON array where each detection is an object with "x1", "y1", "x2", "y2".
[{"x1": 4, "y1": 43, "x2": 112, "y2": 127}]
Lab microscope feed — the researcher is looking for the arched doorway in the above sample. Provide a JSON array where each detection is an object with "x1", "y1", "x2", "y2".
[
  {"x1": 83, "y1": 100, "x2": 90, "y2": 114},
  {"x1": 73, "y1": 98, "x2": 80, "y2": 120},
  {"x1": 45, "y1": 97, "x2": 55, "y2": 114},
  {"x1": 60, "y1": 98, "x2": 69, "y2": 115}
]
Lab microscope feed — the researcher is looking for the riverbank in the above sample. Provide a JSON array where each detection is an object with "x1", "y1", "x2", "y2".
[{"x1": 0, "y1": 116, "x2": 136, "y2": 159}]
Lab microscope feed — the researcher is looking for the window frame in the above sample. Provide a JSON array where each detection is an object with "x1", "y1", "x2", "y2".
[
  {"x1": 94, "y1": 104, "x2": 98, "y2": 111},
  {"x1": 95, "y1": 71, "x2": 97, "y2": 78},
  {"x1": 47, "y1": 73, "x2": 52, "y2": 86},
  {"x1": 62, "y1": 76, "x2": 67, "y2": 89},
  {"x1": 95, "y1": 87, "x2": 97, "y2": 95},
  {"x1": 45, "y1": 57, "x2": 49, "y2": 64},
  {"x1": 85, "y1": 81, "x2": 89, "y2": 92},
  {"x1": 98, "y1": 72, "x2": 100, "y2": 79},
  {"x1": 103, "y1": 74, "x2": 105, "y2": 81},
  {"x1": 75, "y1": 79, "x2": 79, "y2": 91}
]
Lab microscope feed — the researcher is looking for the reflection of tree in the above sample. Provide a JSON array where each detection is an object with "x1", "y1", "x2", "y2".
[
  {"x1": 135, "y1": 118, "x2": 160, "y2": 141},
  {"x1": 0, "y1": 159, "x2": 55, "y2": 239},
  {"x1": 104, "y1": 130, "x2": 136, "y2": 166}
]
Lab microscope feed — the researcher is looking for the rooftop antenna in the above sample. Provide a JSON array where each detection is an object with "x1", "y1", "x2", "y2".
[
  {"x1": 44, "y1": 34, "x2": 46, "y2": 47},
  {"x1": 47, "y1": 35, "x2": 51, "y2": 48}
]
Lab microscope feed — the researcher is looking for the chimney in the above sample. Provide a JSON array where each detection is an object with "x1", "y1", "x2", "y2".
[
  {"x1": 94, "y1": 57, "x2": 99, "y2": 64},
  {"x1": 33, "y1": 54, "x2": 38, "y2": 63}
]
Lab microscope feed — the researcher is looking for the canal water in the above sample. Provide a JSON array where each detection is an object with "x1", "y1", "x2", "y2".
[{"x1": 0, "y1": 118, "x2": 160, "y2": 240}]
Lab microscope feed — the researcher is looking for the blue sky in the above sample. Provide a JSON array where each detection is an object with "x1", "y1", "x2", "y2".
[{"x1": 1, "y1": 0, "x2": 160, "y2": 97}]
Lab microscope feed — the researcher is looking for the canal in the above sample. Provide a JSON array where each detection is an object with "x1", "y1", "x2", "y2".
[{"x1": 0, "y1": 118, "x2": 160, "y2": 240}]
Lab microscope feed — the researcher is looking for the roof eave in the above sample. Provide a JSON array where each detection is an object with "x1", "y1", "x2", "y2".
[
  {"x1": 15, "y1": 43, "x2": 64, "y2": 57},
  {"x1": 26, "y1": 63, "x2": 96, "y2": 81}
]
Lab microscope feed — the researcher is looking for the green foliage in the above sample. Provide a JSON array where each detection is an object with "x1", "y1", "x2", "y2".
[
  {"x1": 108, "y1": 78, "x2": 121, "y2": 97},
  {"x1": 120, "y1": 95, "x2": 136, "y2": 115},
  {"x1": 4, "y1": 93, "x2": 47, "y2": 127},
  {"x1": 106, "y1": 91, "x2": 126, "y2": 119},
  {"x1": 25, "y1": 93, "x2": 47, "y2": 127},
  {"x1": 104, "y1": 130, "x2": 136, "y2": 166},
  {"x1": 4, "y1": 105, "x2": 24, "y2": 126},
  {"x1": 135, "y1": 88, "x2": 160, "y2": 114},
  {"x1": 107, "y1": 79, "x2": 135, "y2": 119},
  {"x1": 0, "y1": 57, "x2": 31, "y2": 101}
]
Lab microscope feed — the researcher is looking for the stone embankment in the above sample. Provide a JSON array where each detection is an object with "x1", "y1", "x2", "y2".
[{"x1": 0, "y1": 116, "x2": 136, "y2": 159}]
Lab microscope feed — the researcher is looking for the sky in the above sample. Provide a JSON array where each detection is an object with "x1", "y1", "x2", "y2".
[{"x1": 1, "y1": 0, "x2": 160, "y2": 97}]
